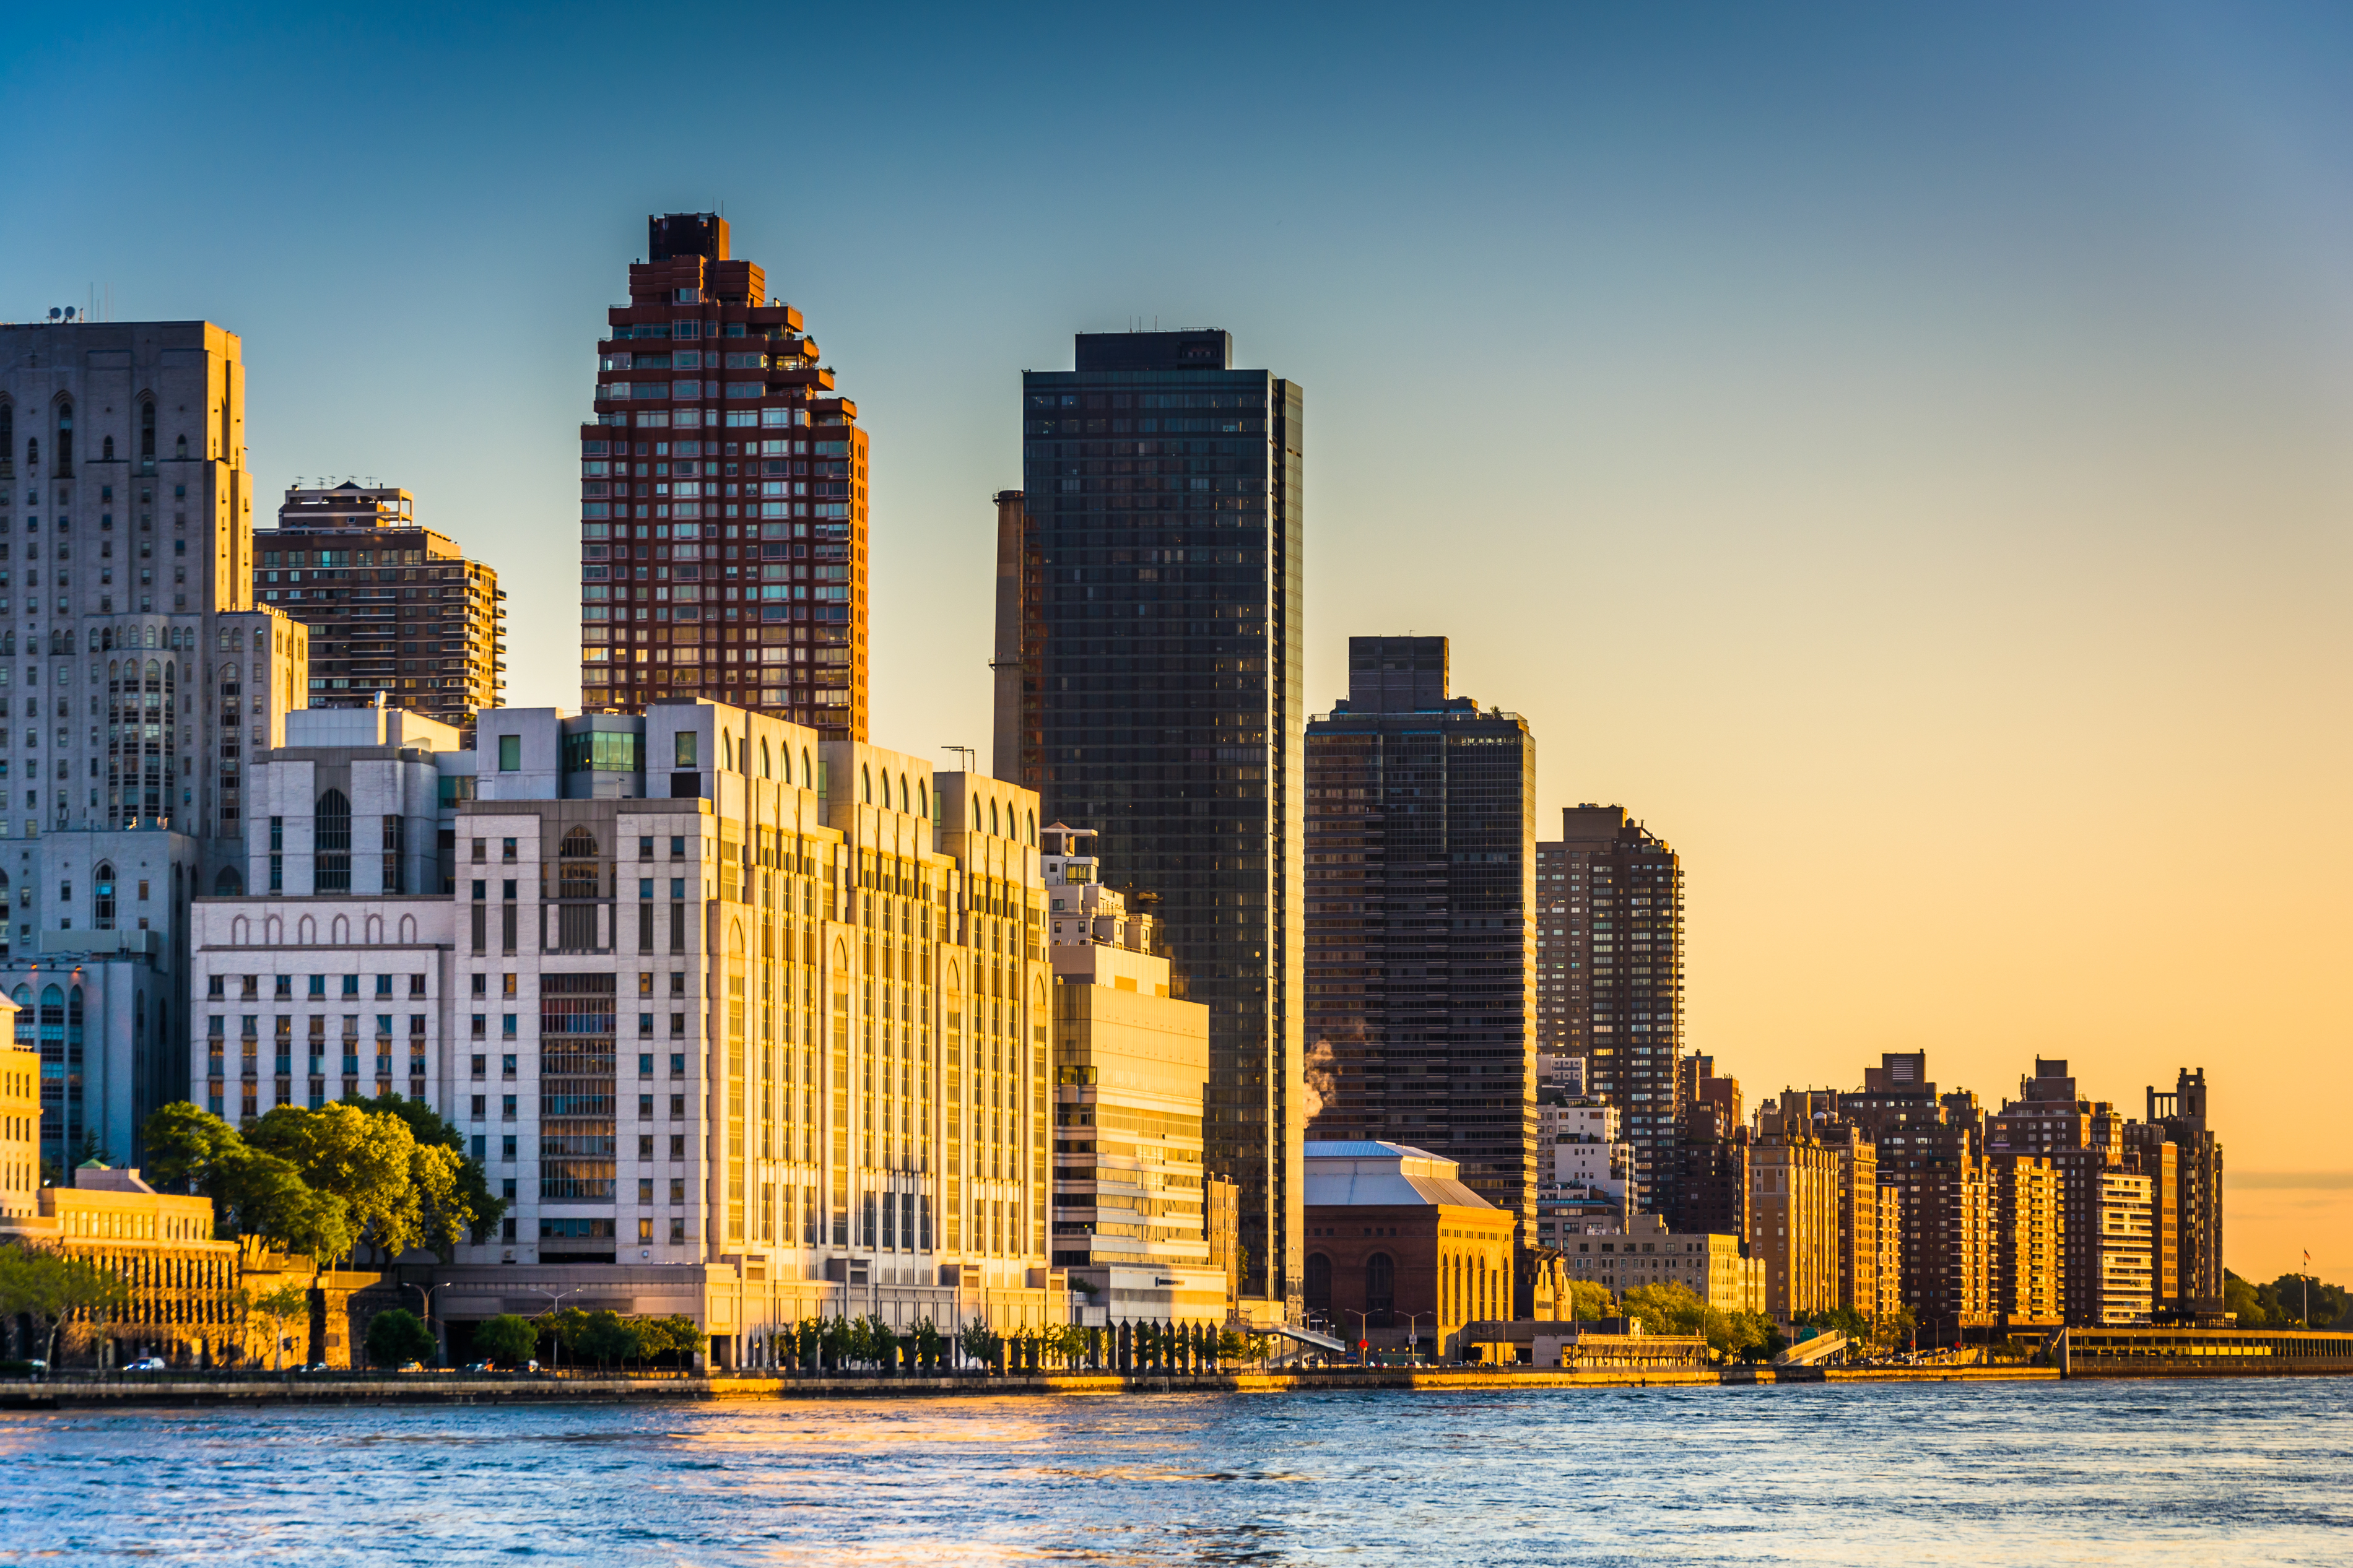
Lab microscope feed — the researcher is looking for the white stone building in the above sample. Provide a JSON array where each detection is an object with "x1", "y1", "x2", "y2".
[{"x1": 189, "y1": 698, "x2": 1070, "y2": 1363}]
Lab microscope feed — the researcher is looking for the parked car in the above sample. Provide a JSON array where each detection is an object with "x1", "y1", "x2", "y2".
[
  {"x1": 123, "y1": 1358, "x2": 168, "y2": 1372},
  {"x1": 396, "y1": 1361, "x2": 425, "y2": 1372},
  {"x1": 461, "y1": 1361, "x2": 496, "y2": 1374}
]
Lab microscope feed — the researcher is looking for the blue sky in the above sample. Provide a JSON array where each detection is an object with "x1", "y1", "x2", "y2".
[{"x1": 6, "y1": 3, "x2": 2348, "y2": 1272}]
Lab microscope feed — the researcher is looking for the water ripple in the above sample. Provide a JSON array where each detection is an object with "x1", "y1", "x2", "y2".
[{"x1": 0, "y1": 1380, "x2": 2345, "y2": 1565}]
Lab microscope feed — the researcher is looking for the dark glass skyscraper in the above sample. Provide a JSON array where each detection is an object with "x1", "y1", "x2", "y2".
[
  {"x1": 1302, "y1": 637, "x2": 1537, "y2": 1234},
  {"x1": 998, "y1": 331, "x2": 1304, "y2": 1312}
]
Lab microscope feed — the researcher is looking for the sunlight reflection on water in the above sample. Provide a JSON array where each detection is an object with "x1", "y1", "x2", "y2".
[{"x1": 0, "y1": 1379, "x2": 2346, "y2": 1566}]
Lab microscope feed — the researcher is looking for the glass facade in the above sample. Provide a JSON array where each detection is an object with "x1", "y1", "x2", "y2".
[
  {"x1": 1302, "y1": 638, "x2": 1537, "y2": 1235},
  {"x1": 1009, "y1": 334, "x2": 1304, "y2": 1311}
]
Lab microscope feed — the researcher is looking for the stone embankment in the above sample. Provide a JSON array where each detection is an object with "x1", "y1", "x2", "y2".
[{"x1": 0, "y1": 1363, "x2": 2061, "y2": 1407}]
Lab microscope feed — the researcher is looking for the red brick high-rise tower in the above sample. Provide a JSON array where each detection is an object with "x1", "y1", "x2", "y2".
[{"x1": 580, "y1": 213, "x2": 868, "y2": 739}]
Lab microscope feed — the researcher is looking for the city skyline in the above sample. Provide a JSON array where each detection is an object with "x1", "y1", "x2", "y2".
[{"x1": 2, "y1": 5, "x2": 2342, "y2": 1280}]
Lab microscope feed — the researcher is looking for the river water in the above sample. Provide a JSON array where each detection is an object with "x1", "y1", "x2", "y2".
[{"x1": 0, "y1": 1377, "x2": 2344, "y2": 1565}]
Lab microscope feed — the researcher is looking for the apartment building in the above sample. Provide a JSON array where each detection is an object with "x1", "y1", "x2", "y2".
[
  {"x1": 258, "y1": 483, "x2": 502, "y2": 726},
  {"x1": 584, "y1": 214, "x2": 867, "y2": 740},
  {"x1": 1303, "y1": 637, "x2": 1537, "y2": 1231}
]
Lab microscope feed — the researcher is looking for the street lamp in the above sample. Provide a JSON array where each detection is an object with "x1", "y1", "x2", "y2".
[
  {"x1": 1343, "y1": 1309, "x2": 1371, "y2": 1368},
  {"x1": 1400, "y1": 1313, "x2": 1430, "y2": 1367},
  {"x1": 530, "y1": 1285, "x2": 590, "y2": 1371},
  {"x1": 405, "y1": 1281, "x2": 444, "y2": 1368}
]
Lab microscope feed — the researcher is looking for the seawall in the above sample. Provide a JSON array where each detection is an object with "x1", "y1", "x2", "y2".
[{"x1": 0, "y1": 1363, "x2": 2071, "y2": 1408}]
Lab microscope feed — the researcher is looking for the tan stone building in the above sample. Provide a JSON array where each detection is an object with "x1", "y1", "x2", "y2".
[
  {"x1": 1040, "y1": 824, "x2": 1222, "y2": 1327},
  {"x1": 0, "y1": 1163, "x2": 240, "y2": 1365},
  {"x1": 1991, "y1": 1153, "x2": 2061, "y2": 1335},
  {"x1": 1559, "y1": 1211, "x2": 1764, "y2": 1312},
  {"x1": 1747, "y1": 1111, "x2": 1842, "y2": 1319},
  {"x1": 1, "y1": 1021, "x2": 36, "y2": 1218}
]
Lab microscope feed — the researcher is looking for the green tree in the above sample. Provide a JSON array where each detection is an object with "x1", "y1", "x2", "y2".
[
  {"x1": 250, "y1": 1104, "x2": 420, "y2": 1263},
  {"x1": 1620, "y1": 1281, "x2": 1707, "y2": 1335},
  {"x1": 1562, "y1": 1280, "x2": 1614, "y2": 1322},
  {"x1": 0, "y1": 1244, "x2": 131, "y2": 1367},
  {"x1": 575, "y1": 1310, "x2": 645, "y2": 1369},
  {"x1": 544, "y1": 1307, "x2": 591, "y2": 1369},
  {"x1": 639, "y1": 1314, "x2": 705, "y2": 1366},
  {"x1": 911, "y1": 1318, "x2": 943, "y2": 1373},
  {"x1": 214, "y1": 1145, "x2": 359, "y2": 1261},
  {"x1": 473, "y1": 1314, "x2": 540, "y2": 1368},
  {"x1": 364, "y1": 1307, "x2": 436, "y2": 1368},
  {"x1": 345, "y1": 1091, "x2": 507, "y2": 1249},
  {"x1": 957, "y1": 1315, "x2": 998, "y2": 1369},
  {"x1": 245, "y1": 1283, "x2": 312, "y2": 1372},
  {"x1": 142, "y1": 1102, "x2": 244, "y2": 1198}
]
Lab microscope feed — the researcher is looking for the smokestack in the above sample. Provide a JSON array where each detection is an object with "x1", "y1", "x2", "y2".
[{"x1": 989, "y1": 490, "x2": 1027, "y2": 781}]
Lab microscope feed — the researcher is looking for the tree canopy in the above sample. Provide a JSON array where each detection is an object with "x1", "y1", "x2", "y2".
[{"x1": 141, "y1": 1099, "x2": 503, "y2": 1265}]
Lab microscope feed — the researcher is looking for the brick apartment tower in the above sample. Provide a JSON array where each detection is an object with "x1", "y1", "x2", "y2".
[
  {"x1": 1536, "y1": 806, "x2": 1685, "y2": 1213},
  {"x1": 582, "y1": 214, "x2": 867, "y2": 740},
  {"x1": 258, "y1": 483, "x2": 502, "y2": 727},
  {"x1": 1301, "y1": 636, "x2": 1538, "y2": 1236}
]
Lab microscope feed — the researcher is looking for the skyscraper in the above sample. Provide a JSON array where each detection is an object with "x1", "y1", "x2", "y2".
[
  {"x1": 1535, "y1": 805, "x2": 1685, "y2": 1212},
  {"x1": 0, "y1": 318, "x2": 308, "y2": 1167},
  {"x1": 583, "y1": 214, "x2": 867, "y2": 740},
  {"x1": 998, "y1": 330, "x2": 1304, "y2": 1312},
  {"x1": 1301, "y1": 636, "x2": 1537, "y2": 1234},
  {"x1": 258, "y1": 483, "x2": 503, "y2": 727}
]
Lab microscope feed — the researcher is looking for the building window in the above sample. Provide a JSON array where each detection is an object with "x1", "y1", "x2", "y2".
[
  {"x1": 1305, "y1": 1253, "x2": 1332, "y2": 1314},
  {"x1": 92, "y1": 864, "x2": 115, "y2": 930},
  {"x1": 381, "y1": 814, "x2": 406, "y2": 894},
  {"x1": 497, "y1": 735, "x2": 521, "y2": 771},
  {"x1": 1365, "y1": 1252, "x2": 1395, "y2": 1325},
  {"x1": 315, "y1": 790, "x2": 350, "y2": 893}
]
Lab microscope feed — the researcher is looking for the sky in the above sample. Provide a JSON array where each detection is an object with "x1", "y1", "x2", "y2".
[{"x1": 3, "y1": 2, "x2": 2345, "y2": 1280}]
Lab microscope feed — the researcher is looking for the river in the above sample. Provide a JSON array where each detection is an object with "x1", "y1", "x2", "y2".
[{"x1": 1, "y1": 1377, "x2": 2344, "y2": 1564}]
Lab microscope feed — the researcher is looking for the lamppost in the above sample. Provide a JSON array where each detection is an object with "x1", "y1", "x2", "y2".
[
  {"x1": 1344, "y1": 1309, "x2": 1371, "y2": 1368},
  {"x1": 1401, "y1": 1312, "x2": 1430, "y2": 1367},
  {"x1": 405, "y1": 1281, "x2": 445, "y2": 1367},
  {"x1": 530, "y1": 1285, "x2": 589, "y2": 1371}
]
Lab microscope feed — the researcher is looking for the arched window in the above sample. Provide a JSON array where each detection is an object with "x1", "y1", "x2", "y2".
[
  {"x1": 1027, "y1": 810, "x2": 1037, "y2": 846},
  {"x1": 861, "y1": 765, "x2": 872, "y2": 804},
  {"x1": 916, "y1": 780, "x2": 929, "y2": 819},
  {"x1": 1365, "y1": 1253, "x2": 1395, "y2": 1324},
  {"x1": 989, "y1": 799, "x2": 1001, "y2": 837},
  {"x1": 1305, "y1": 1253, "x2": 1333, "y2": 1314},
  {"x1": 0, "y1": 404, "x2": 12, "y2": 466},
  {"x1": 721, "y1": 732, "x2": 733, "y2": 771},
  {"x1": 316, "y1": 789, "x2": 351, "y2": 892},
  {"x1": 897, "y1": 773, "x2": 910, "y2": 815},
  {"x1": 54, "y1": 402, "x2": 72, "y2": 476},
  {"x1": 102, "y1": 435, "x2": 114, "y2": 461},
  {"x1": 9, "y1": 986, "x2": 30, "y2": 1050},
  {"x1": 93, "y1": 864, "x2": 116, "y2": 930},
  {"x1": 213, "y1": 866, "x2": 243, "y2": 896},
  {"x1": 560, "y1": 827, "x2": 597, "y2": 858},
  {"x1": 139, "y1": 402, "x2": 155, "y2": 461},
  {"x1": 760, "y1": 739, "x2": 771, "y2": 779},
  {"x1": 801, "y1": 748, "x2": 811, "y2": 787},
  {"x1": 175, "y1": 433, "x2": 187, "y2": 460}
]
